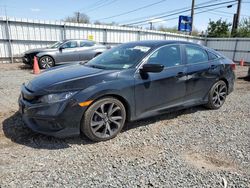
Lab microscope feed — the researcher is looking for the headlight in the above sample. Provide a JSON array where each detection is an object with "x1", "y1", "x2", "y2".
[{"x1": 39, "y1": 91, "x2": 77, "y2": 104}]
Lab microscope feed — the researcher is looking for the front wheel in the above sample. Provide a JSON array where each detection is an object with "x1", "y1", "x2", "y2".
[
  {"x1": 81, "y1": 97, "x2": 126, "y2": 141},
  {"x1": 205, "y1": 80, "x2": 228, "y2": 109},
  {"x1": 38, "y1": 56, "x2": 55, "y2": 69}
]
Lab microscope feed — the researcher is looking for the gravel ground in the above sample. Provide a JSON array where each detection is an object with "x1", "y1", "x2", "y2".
[{"x1": 0, "y1": 64, "x2": 249, "y2": 187}]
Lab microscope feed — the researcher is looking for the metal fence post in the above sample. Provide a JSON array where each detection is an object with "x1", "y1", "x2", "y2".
[
  {"x1": 233, "y1": 39, "x2": 238, "y2": 62},
  {"x1": 137, "y1": 31, "x2": 141, "y2": 41},
  {"x1": 5, "y1": 17, "x2": 13, "y2": 63},
  {"x1": 62, "y1": 24, "x2": 66, "y2": 40},
  {"x1": 103, "y1": 29, "x2": 107, "y2": 44}
]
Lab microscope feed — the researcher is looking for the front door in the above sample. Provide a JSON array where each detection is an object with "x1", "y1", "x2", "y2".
[
  {"x1": 134, "y1": 44, "x2": 187, "y2": 118},
  {"x1": 56, "y1": 40, "x2": 80, "y2": 63}
]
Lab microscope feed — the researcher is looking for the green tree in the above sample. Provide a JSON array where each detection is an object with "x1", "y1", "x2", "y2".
[
  {"x1": 235, "y1": 17, "x2": 250, "y2": 37},
  {"x1": 157, "y1": 25, "x2": 200, "y2": 36},
  {"x1": 207, "y1": 19, "x2": 231, "y2": 37},
  {"x1": 158, "y1": 25, "x2": 179, "y2": 33},
  {"x1": 64, "y1": 12, "x2": 90, "y2": 24}
]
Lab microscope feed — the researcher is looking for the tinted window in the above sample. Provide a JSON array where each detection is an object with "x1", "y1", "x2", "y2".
[
  {"x1": 148, "y1": 45, "x2": 181, "y2": 67},
  {"x1": 85, "y1": 43, "x2": 151, "y2": 69},
  {"x1": 80, "y1": 41, "x2": 95, "y2": 47},
  {"x1": 185, "y1": 45, "x2": 208, "y2": 64},
  {"x1": 208, "y1": 51, "x2": 218, "y2": 60},
  {"x1": 61, "y1": 41, "x2": 78, "y2": 49}
]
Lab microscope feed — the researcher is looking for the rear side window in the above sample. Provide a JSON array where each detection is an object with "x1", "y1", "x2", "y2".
[
  {"x1": 207, "y1": 51, "x2": 219, "y2": 60},
  {"x1": 185, "y1": 45, "x2": 208, "y2": 64},
  {"x1": 80, "y1": 41, "x2": 95, "y2": 47},
  {"x1": 148, "y1": 45, "x2": 182, "y2": 67}
]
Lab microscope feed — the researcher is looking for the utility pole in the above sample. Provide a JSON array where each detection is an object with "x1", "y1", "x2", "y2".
[
  {"x1": 149, "y1": 22, "x2": 153, "y2": 30},
  {"x1": 232, "y1": 0, "x2": 241, "y2": 35},
  {"x1": 190, "y1": 0, "x2": 195, "y2": 35},
  {"x1": 76, "y1": 12, "x2": 80, "y2": 23}
]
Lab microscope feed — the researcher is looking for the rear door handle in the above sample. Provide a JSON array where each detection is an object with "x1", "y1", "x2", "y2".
[
  {"x1": 176, "y1": 72, "x2": 185, "y2": 78},
  {"x1": 210, "y1": 65, "x2": 216, "y2": 69}
]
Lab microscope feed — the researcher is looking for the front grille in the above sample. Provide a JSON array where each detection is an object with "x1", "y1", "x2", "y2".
[{"x1": 23, "y1": 53, "x2": 36, "y2": 64}]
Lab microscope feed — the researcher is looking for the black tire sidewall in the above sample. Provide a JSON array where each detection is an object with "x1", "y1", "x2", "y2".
[{"x1": 207, "y1": 80, "x2": 227, "y2": 109}]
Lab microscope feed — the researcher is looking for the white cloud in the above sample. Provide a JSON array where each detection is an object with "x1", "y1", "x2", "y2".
[{"x1": 30, "y1": 8, "x2": 40, "y2": 12}]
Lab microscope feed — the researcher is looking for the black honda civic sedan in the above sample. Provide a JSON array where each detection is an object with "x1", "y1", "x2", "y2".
[{"x1": 19, "y1": 40, "x2": 235, "y2": 141}]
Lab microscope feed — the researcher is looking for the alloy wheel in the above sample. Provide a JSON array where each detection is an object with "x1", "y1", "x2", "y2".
[
  {"x1": 39, "y1": 56, "x2": 54, "y2": 69},
  {"x1": 212, "y1": 82, "x2": 227, "y2": 108},
  {"x1": 90, "y1": 102, "x2": 124, "y2": 139}
]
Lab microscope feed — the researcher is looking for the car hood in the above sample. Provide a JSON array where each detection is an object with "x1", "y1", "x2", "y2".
[
  {"x1": 24, "y1": 48, "x2": 57, "y2": 54},
  {"x1": 26, "y1": 64, "x2": 119, "y2": 93}
]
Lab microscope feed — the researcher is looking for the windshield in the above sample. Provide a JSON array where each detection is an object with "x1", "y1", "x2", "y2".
[
  {"x1": 85, "y1": 43, "x2": 152, "y2": 70},
  {"x1": 49, "y1": 41, "x2": 63, "y2": 49}
]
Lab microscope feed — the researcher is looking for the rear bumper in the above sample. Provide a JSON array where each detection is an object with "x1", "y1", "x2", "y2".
[{"x1": 227, "y1": 71, "x2": 235, "y2": 95}]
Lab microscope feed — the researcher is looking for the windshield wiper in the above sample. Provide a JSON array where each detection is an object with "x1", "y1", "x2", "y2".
[{"x1": 85, "y1": 64, "x2": 106, "y2": 69}]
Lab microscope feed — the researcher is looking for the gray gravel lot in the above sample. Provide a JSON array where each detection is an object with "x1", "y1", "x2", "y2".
[{"x1": 0, "y1": 64, "x2": 249, "y2": 187}]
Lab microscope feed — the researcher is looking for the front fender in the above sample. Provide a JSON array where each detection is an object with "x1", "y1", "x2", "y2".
[
  {"x1": 36, "y1": 51, "x2": 56, "y2": 61},
  {"x1": 74, "y1": 78, "x2": 135, "y2": 121}
]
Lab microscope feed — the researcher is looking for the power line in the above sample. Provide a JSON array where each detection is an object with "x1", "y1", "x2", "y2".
[
  {"x1": 124, "y1": 0, "x2": 236, "y2": 26},
  {"x1": 211, "y1": 9, "x2": 250, "y2": 17},
  {"x1": 134, "y1": 3, "x2": 237, "y2": 26},
  {"x1": 78, "y1": 0, "x2": 107, "y2": 12},
  {"x1": 120, "y1": 0, "x2": 225, "y2": 24},
  {"x1": 85, "y1": 0, "x2": 118, "y2": 13},
  {"x1": 96, "y1": 0, "x2": 168, "y2": 21}
]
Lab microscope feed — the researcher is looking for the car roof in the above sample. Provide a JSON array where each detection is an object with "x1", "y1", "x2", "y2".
[
  {"x1": 62, "y1": 39, "x2": 95, "y2": 43},
  {"x1": 123, "y1": 40, "x2": 203, "y2": 48}
]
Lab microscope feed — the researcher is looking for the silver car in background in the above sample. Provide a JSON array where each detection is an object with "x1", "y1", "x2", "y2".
[{"x1": 22, "y1": 39, "x2": 109, "y2": 69}]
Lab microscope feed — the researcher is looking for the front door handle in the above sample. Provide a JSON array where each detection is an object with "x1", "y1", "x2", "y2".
[{"x1": 176, "y1": 72, "x2": 185, "y2": 78}]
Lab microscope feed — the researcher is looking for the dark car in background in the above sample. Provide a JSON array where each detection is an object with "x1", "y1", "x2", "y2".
[
  {"x1": 22, "y1": 39, "x2": 108, "y2": 69},
  {"x1": 19, "y1": 40, "x2": 235, "y2": 141}
]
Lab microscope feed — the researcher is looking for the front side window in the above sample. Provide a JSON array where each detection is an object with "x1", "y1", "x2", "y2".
[
  {"x1": 61, "y1": 41, "x2": 78, "y2": 49},
  {"x1": 85, "y1": 43, "x2": 152, "y2": 69},
  {"x1": 185, "y1": 45, "x2": 208, "y2": 64},
  {"x1": 147, "y1": 45, "x2": 182, "y2": 67}
]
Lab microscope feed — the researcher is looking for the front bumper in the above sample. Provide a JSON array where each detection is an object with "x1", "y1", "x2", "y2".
[
  {"x1": 18, "y1": 86, "x2": 86, "y2": 138},
  {"x1": 22, "y1": 53, "x2": 37, "y2": 65}
]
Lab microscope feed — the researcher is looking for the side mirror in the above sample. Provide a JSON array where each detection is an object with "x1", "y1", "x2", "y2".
[
  {"x1": 140, "y1": 64, "x2": 164, "y2": 73},
  {"x1": 59, "y1": 46, "x2": 65, "y2": 51}
]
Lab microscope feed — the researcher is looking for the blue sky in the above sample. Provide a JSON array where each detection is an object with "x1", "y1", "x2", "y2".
[{"x1": 0, "y1": 0, "x2": 250, "y2": 32}]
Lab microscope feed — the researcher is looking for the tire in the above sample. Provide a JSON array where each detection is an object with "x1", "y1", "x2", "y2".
[
  {"x1": 38, "y1": 56, "x2": 55, "y2": 69},
  {"x1": 81, "y1": 97, "x2": 126, "y2": 141},
  {"x1": 205, "y1": 80, "x2": 228, "y2": 109}
]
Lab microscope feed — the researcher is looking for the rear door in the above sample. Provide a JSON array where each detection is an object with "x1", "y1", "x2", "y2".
[
  {"x1": 184, "y1": 44, "x2": 219, "y2": 102},
  {"x1": 78, "y1": 41, "x2": 96, "y2": 61},
  {"x1": 134, "y1": 44, "x2": 187, "y2": 117}
]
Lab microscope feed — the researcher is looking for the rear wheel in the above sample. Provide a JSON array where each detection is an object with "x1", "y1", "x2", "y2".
[
  {"x1": 81, "y1": 97, "x2": 126, "y2": 141},
  {"x1": 38, "y1": 56, "x2": 55, "y2": 69},
  {"x1": 205, "y1": 80, "x2": 227, "y2": 109}
]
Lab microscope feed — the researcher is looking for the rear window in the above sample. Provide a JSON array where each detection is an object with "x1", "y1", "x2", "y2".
[
  {"x1": 185, "y1": 45, "x2": 209, "y2": 64},
  {"x1": 207, "y1": 51, "x2": 219, "y2": 60}
]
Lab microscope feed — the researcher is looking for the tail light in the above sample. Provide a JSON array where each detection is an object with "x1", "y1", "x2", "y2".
[{"x1": 230, "y1": 63, "x2": 236, "y2": 71}]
